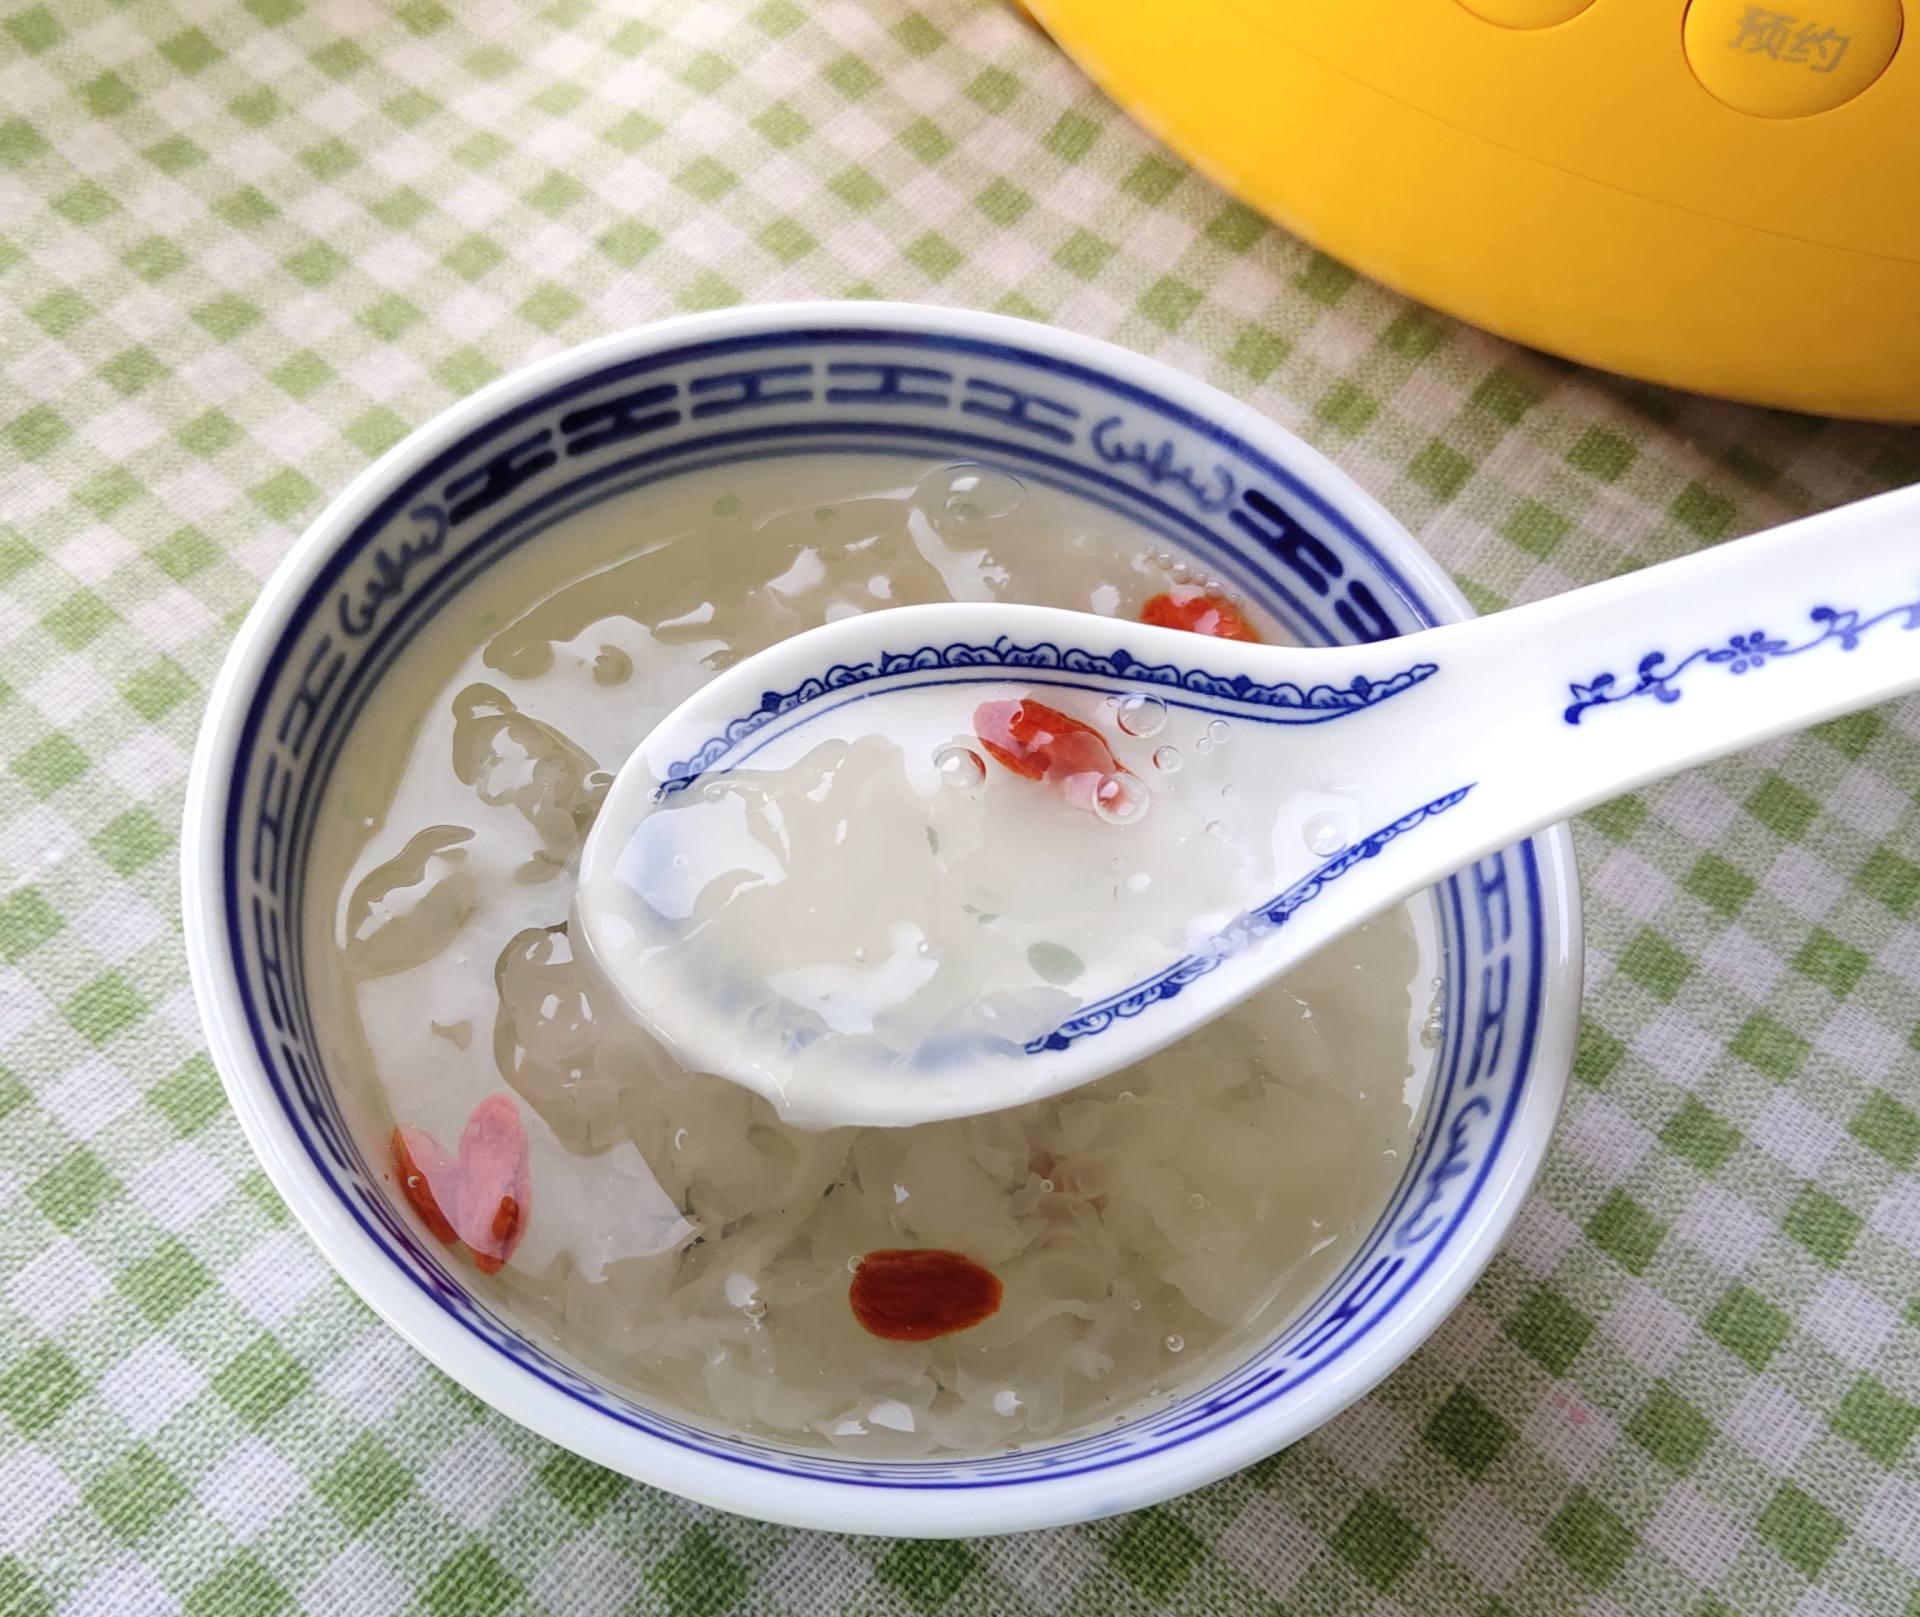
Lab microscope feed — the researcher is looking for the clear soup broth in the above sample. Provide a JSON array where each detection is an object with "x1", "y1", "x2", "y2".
[{"x1": 305, "y1": 456, "x2": 1434, "y2": 1456}]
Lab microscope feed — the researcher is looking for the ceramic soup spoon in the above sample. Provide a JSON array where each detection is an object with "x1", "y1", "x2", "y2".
[{"x1": 577, "y1": 483, "x2": 1920, "y2": 1128}]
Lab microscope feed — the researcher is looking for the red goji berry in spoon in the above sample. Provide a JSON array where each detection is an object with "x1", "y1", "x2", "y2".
[
  {"x1": 973, "y1": 696, "x2": 1146, "y2": 821},
  {"x1": 973, "y1": 697, "x2": 1114, "y2": 780}
]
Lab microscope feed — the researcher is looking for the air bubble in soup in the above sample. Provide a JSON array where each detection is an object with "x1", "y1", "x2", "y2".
[{"x1": 304, "y1": 457, "x2": 1432, "y2": 1457}]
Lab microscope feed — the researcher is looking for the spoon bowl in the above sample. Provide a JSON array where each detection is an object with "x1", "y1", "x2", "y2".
[{"x1": 577, "y1": 602, "x2": 1440, "y2": 1126}]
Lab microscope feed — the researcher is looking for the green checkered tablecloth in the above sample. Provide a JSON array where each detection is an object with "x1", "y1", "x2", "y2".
[{"x1": 3, "y1": 0, "x2": 1918, "y2": 1612}]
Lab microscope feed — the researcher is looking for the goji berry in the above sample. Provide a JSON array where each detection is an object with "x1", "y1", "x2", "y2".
[
  {"x1": 453, "y1": 1095, "x2": 530, "y2": 1272},
  {"x1": 1141, "y1": 591, "x2": 1260, "y2": 642},
  {"x1": 472, "y1": 1196, "x2": 522, "y2": 1275},
  {"x1": 392, "y1": 1127, "x2": 458, "y2": 1246},
  {"x1": 973, "y1": 697, "x2": 1118, "y2": 783},
  {"x1": 390, "y1": 1096, "x2": 530, "y2": 1274},
  {"x1": 850, "y1": 1249, "x2": 1003, "y2": 1341}
]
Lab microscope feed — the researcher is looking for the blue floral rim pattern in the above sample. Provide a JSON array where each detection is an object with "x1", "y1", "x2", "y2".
[
  {"x1": 656, "y1": 634, "x2": 1438, "y2": 794},
  {"x1": 215, "y1": 326, "x2": 1555, "y2": 1489}
]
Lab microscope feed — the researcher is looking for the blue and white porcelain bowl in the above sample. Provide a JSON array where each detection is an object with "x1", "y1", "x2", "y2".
[{"x1": 182, "y1": 303, "x2": 1581, "y2": 1536}]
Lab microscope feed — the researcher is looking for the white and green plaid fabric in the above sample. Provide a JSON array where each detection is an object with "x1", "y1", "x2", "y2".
[{"x1": 2, "y1": 1, "x2": 1916, "y2": 1612}]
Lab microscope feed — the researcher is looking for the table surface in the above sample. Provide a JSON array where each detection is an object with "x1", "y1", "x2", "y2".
[{"x1": 2, "y1": 2, "x2": 1917, "y2": 1613}]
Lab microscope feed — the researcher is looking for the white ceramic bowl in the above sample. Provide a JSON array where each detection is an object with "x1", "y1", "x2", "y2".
[{"x1": 183, "y1": 303, "x2": 1580, "y2": 1536}]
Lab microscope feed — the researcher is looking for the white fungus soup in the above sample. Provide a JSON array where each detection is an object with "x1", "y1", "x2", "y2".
[{"x1": 304, "y1": 457, "x2": 1433, "y2": 1456}]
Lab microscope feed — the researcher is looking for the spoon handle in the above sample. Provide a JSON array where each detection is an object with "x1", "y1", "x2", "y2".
[{"x1": 1339, "y1": 483, "x2": 1920, "y2": 896}]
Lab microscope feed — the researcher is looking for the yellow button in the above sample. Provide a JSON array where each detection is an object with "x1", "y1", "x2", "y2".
[
  {"x1": 1457, "y1": 0, "x2": 1596, "y2": 25},
  {"x1": 1685, "y1": 0, "x2": 1903, "y2": 115}
]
